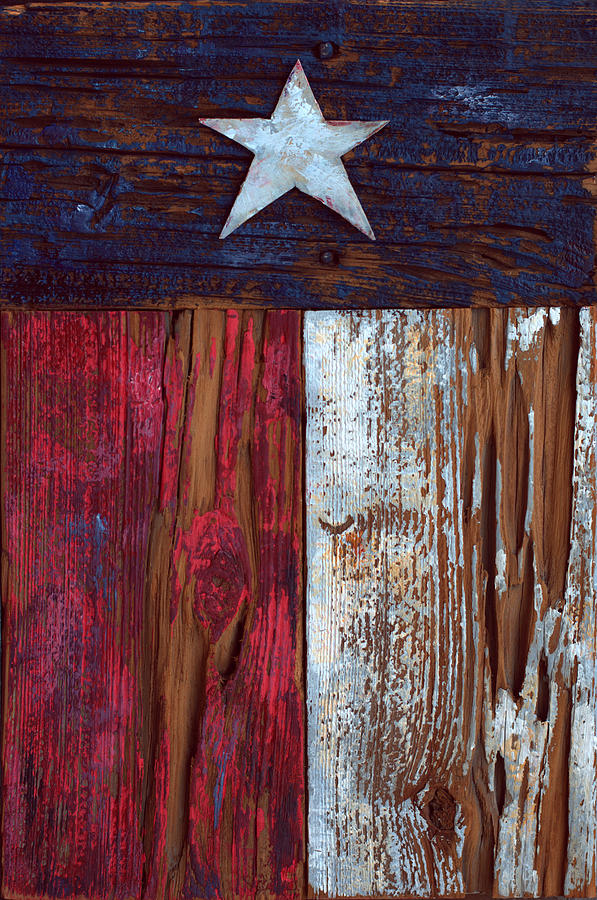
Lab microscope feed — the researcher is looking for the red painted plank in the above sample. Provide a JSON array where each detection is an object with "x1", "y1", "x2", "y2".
[
  {"x1": 141, "y1": 310, "x2": 305, "y2": 899},
  {"x1": 1, "y1": 309, "x2": 305, "y2": 900},
  {"x1": 1, "y1": 311, "x2": 167, "y2": 899}
]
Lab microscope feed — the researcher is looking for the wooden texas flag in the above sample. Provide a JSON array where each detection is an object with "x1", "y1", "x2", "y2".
[{"x1": 0, "y1": 3, "x2": 597, "y2": 900}]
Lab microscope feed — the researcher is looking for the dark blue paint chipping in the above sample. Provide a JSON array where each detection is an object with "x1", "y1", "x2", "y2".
[{"x1": 0, "y1": 0, "x2": 595, "y2": 307}]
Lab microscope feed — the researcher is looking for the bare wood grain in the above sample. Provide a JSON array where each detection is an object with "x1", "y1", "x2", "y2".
[
  {"x1": 141, "y1": 309, "x2": 305, "y2": 900},
  {"x1": 305, "y1": 308, "x2": 597, "y2": 898}
]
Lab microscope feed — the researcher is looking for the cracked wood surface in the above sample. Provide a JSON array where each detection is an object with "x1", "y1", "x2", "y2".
[
  {"x1": 0, "y1": 310, "x2": 304, "y2": 900},
  {"x1": 1, "y1": 1, "x2": 597, "y2": 308},
  {"x1": 305, "y1": 308, "x2": 597, "y2": 898},
  {"x1": 1, "y1": 305, "x2": 597, "y2": 899}
]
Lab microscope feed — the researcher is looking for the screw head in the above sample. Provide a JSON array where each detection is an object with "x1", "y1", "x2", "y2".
[
  {"x1": 316, "y1": 40, "x2": 335, "y2": 60},
  {"x1": 319, "y1": 249, "x2": 338, "y2": 266}
]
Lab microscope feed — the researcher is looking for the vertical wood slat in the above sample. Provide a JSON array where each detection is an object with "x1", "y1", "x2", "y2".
[
  {"x1": 1, "y1": 312, "x2": 165, "y2": 899},
  {"x1": 0, "y1": 310, "x2": 304, "y2": 900},
  {"x1": 142, "y1": 310, "x2": 305, "y2": 900},
  {"x1": 305, "y1": 308, "x2": 597, "y2": 898}
]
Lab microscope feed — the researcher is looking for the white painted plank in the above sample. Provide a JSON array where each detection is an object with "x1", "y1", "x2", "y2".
[
  {"x1": 306, "y1": 311, "x2": 477, "y2": 897},
  {"x1": 306, "y1": 309, "x2": 597, "y2": 898}
]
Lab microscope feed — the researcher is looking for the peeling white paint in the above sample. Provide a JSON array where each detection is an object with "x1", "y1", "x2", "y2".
[
  {"x1": 200, "y1": 61, "x2": 388, "y2": 239},
  {"x1": 306, "y1": 311, "x2": 473, "y2": 897},
  {"x1": 306, "y1": 309, "x2": 597, "y2": 897},
  {"x1": 505, "y1": 308, "x2": 547, "y2": 368},
  {"x1": 564, "y1": 307, "x2": 597, "y2": 893}
]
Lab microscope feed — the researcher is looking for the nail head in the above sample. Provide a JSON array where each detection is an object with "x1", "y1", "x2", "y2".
[
  {"x1": 320, "y1": 249, "x2": 338, "y2": 266},
  {"x1": 316, "y1": 41, "x2": 335, "y2": 60}
]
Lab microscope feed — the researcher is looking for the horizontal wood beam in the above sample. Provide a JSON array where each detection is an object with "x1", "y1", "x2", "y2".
[{"x1": 1, "y1": 2, "x2": 596, "y2": 307}]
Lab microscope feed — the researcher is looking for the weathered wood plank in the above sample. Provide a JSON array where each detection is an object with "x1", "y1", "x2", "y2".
[
  {"x1": 1, "y1": 1, "x2": 596, "y2": 308},
  {"x1": 1, "y1": 311, "x2": 166, "y2": 899},
  {"x1": 3, "y1": 2, "x2": 597, "y2": 169},
  {"x1": 141, "y1": 309, "x2": 305, "y2": 899},
  {"x1": 1, "y1": 147, "x2": 593, "y2": 310},
  {"x1": 1, "y1": 309, "x2": 305, "y2": 899},
  {"x1": 305, "y1": 308, "x2": 597, "y2": 897}
]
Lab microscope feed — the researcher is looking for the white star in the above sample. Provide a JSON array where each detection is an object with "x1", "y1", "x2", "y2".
[{"x1": 200, "y1": 60, "x2": 389, "y2": 240}]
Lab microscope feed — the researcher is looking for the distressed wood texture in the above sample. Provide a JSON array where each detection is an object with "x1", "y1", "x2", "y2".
[
  {"x1": 306, "y1": 308, "x2": 597, "y2": 898},
  {"x1": 1, "y1": 1, "x2": 597, "y2": 308},
  {"x1": 1, "y1": 309, "x2": 304, "y2": 900}
]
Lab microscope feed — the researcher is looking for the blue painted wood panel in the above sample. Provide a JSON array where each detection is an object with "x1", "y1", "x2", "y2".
[{"x1": 1, "y1": 1, "x2": 596, "y2": 308}]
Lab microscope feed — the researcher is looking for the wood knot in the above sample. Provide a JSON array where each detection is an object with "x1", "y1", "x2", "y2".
[
  {"x1": 179, "y1": 510, "x2": 252, "y2": 682},
  {"x1": 421, "y1": 787, "x2": 456, "y2": 834}
]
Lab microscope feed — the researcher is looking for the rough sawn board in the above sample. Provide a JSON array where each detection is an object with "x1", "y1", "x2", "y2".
[
  {"x1": 306, "y1": 308, "x2": 597, "y2": 898},
  {"x1": 1, "y1": 1, "x2": 597, "y2": 308},
  {"x1": 0, "y1": 310, "x2": 304, "y2": 900}
]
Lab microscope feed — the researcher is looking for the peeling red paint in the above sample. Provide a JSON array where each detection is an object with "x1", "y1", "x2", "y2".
[
  {"x1": 1, "y1": 312, "x2": 166, "y2": 899},
  {"x1": 1, "y1": 310, "x2": 304, "y2": 900}
]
